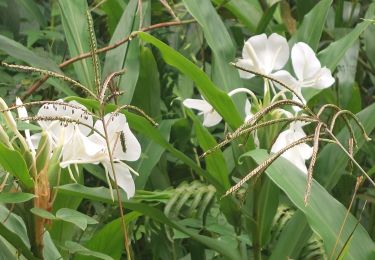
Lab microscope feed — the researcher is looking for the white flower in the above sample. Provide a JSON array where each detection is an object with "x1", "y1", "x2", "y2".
[
  {"x1": 236, "y1": 33, "x2": 289, "y2": 79},
  {"x1": 271, "y1": 121, "x2": 313, "y2": 175},
  {"x1": 183, "y1": 98, "x2": 221, "y2": 127},
  {"x1": 35, "y1": 100, "x2": 93, "y2": 148},
  {"x1": 16, "y1": 97, "x2": 36, "y2": 154},
  {"x1": 87, "y1": 113, "x2": 141, "y2": 199},
  {"x1": 183, "y1": 88, "x2": 257, "y2": 127},
  {"x1": 272, "y1": 42, "x2": 335, "y2": 93}
]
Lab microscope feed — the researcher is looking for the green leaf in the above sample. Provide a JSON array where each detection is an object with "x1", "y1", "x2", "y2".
[
  {"x1": 30, "y1": 208, "x2": 56, "y2": 220},
  {"x1": 76, "y1": 213, "x2": 142, "y2": 260},
  {"x1": 15, "y1": 0, "x2": 46, "y2": 27},
  {"x1": 57, "y1": 184, "x2": 241, "y2": 259},
  {"x1": 188, "y1": 110, "x2": 230, "y2": 188},
  {"x1": 102, "y1": 0, "x2": 140, "y2": 104},
  {"x1": 316, "y1": 102, "x2": 375, "y2": 190},
  {"x1": 131, "y1": 46, "x2": 160, "y2": 118},
  {"x1": 318, "y1": 19, "x2": 371, "y2": 71},
  {"x1": 58, "y1": 0, "x2": 95, "y2": 91},
  {"x1": 64, "y1": 241, "x2": 113, "y2": 260},
  {"x1": 134, "y1": 120, "x2": 174, "y2": 189},
  {"x1": 212, "y1": 0, "x2": 262, "y2": 32},
  {"x1": 56, "y1": 208, "x2": 98, "y2": 231},
  {"x1": 289, "y1": 0, "x2": 332, "y2": 51},
  {"x1": 304, "y1": 19, "x2": 371, "y2": 101},
  {"x1": 0, "y1": 192, "x2": 34, "y2": 203},
  {"x1": 0, "y1": 142, "x2": 33, "y2": 189},
  {"x1": 183, "y1": 0, "x2": 242, "y2": 93},
  {"x1": 138, "y1": 32, "x2": 243, "y2": 130},
  {"x1": 0, "y1": 205, "x2": 36, "y2": 260},
  {"x1": 0, "y1": 35, "x2": 60, "y2": 71},
  {"x1": 248, "y1": 150, "x2": 375, "y2": 259}
]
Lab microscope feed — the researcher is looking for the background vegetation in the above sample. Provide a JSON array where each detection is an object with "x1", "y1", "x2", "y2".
[{"x1": 0, "y1": 0, "x2": 375, "y2": 259}]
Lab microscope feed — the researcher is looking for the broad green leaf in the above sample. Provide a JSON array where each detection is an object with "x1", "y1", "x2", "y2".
[
  {"x1": 270, "y1": 211, "x2": 312, "y2": 259},
  {"x1": 58, "y1": 0, "x2": 95, "y2": 91},
  {"x1": 43, "y1": 231, "x2": 62, "y2": 260},
  {"x1": 318, "y1": 20, "x2": 371, "y2": 71},
  {"x1": 0, "y1": 192, "x2": 34, "y2": 203},
  {"x1": 102, "y1": 0, "x2": 140, "y2": 104},
  {"x1": 15, "y1": 0, "x2": 46, "y2": 27},
  {"x1": 257, "y1": 177, "x2": 279, "y2": 246},
  {"x1": 0, "y1": 142, "x2": 33, "y2": 189},
  {"x1": 188, "y1": 110, "x2": 230, "y2": 188},
  {"x1": 316, "y1": 102, "x2": 375, "y2": 190},
  {"x1": 134, "y1": 120, "x2": 174, "y2": 189},
  {"x1": 248, "y1": 150, "x2": 375, "y2": 259},
  {"x1": 0, "y1": 35, "x2": 60, "y2": 71},
  {"x1": 56, "y1": 208, "x2": 98, "y2": 231},
  {"x1": 289, "y1": 0, "x2": 332, "y2": 50},
  {"x1": 0, "y1": 205, "x2": 36, "y2": 260},
  {"x1": 183, "y1": 0, "x2": 242, "y2": 94},
  {"x1": 212, "y1": 0, "x2": 262, "y2": 32},
  {"x1": 76, "y1": 213, "x2": 142, "y2": 260},
  {"x1": 57, "y1": 184, "x2": 241, "y2": 259},
  {"x1": 137, "y1": 32, "x2": 243, "y2": 130},
  {"x1": 304, "y1": 19, "x2": 371, "y2": 101},
  {"x1": 64, "y1": 241, "x2": 113, "y2": 260},
  {"x1": 131, "y1": 46, "x2": 160, "y2": 118},
  {"x1": 255, "y1": 3, "x2": 279, "y2": 34},
  {"x1": 30, "y1": 208, "x2": 56, "y2": 220}
]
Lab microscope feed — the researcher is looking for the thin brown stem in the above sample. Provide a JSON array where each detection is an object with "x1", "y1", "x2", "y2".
[
  {"x1": 21, "y1": 19, "x2": 195, "y2": 100},
  {"x1": 99, "y1": 107, "x2": 132, "y2": 260}
]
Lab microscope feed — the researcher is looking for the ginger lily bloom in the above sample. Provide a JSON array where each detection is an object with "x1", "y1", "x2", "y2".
[
  {"x1": 34, "y1": 100, "x2": 94, "y2": 148},
  {"x1": 16, "y1": 97, "x2": 36, "y2": 154},
  {"x1": 86, "y1": 113, "x2": 141, "y2": 199},
  {"x1": 183, "y1": 88, "x2": 258, "y2": 127},
  {"x1": 183, "y1": 98, "x2": 221, "y2": 127},
  {"x1": 271, "y1": 121, "x2": 313, "y2": 175},
  {"x1": 236, "y1": 33, "x2": 289, "y2": 79},
  {"x1": 272, "y1": 42, "x2": 335, "y2": 94}
]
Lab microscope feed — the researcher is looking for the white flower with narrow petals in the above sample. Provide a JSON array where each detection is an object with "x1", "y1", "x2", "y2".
[
  {"x1": 34, "y1": 100, "x2": 94, "y2": 148},
  {"x1": 183, "y1": 88, "x2": 257, "y2": 127},
  {"x1": 271, "y1": 121, "x2": 313, "y2": 175},
  {"x1": 236, "y1": 33, "x2": 289, "y2": 79},
  {"x1": 272, "y1": 42, "x2": 335, "y2": 94},
  {"x1": 183, "y1": 98, "x2": 221, "y2": 127},
  {"x1": 87, "y1": 113, "x2": 141, "y2": 199},
  {"x1": 16, "y1": 97, "x2": 36, "y2": 154}
]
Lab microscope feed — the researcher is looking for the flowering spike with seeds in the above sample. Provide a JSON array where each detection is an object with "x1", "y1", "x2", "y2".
[
  {"x1": 86, "y1": 10, "x2": 101, "y2": 95},
  {"x1": 1, "y1": 62, "x2": 96, "y2": 97},
  {"x1": 305, "y1": 122, "x2": 324, "y2": 206}
]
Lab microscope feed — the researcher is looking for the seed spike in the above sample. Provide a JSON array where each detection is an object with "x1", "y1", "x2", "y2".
[
  {"x1": 86, "y1": 10, "x2": 101, "y2": 95},
  {"x1": 112, "y1": 105, "x2": 158, "y2": 127},
  {"x1": 100, "y1": 69, "x2": 126, "y2": 104},
  {"x1": 1, "y1": 62, "x2": 96, "y2": 97},
  {"x1": 305, "y1": 122, "x2": 324, "y2": 206}
]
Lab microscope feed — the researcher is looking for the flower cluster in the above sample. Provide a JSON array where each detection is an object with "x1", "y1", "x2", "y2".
[
  {"x1": 17, "y1": 99, "x2": 140, "y2": 199},
  {"x1": 185, "y1": 33, "x2": 335, "y2": 175}
]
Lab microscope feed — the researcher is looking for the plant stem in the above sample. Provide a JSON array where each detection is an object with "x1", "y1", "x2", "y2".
[{"x1": 326, "y1": 129, "x2": 375, "y2": 187}]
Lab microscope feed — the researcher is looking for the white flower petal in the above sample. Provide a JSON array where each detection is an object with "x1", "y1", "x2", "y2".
[
  {"x1": 236, "y1": 59, "x2": 255, "y2": 79},
  {"x1": 203, "y1": 110, "x2": 222, "y2": 127},
  {"x1": 267, "y1": 33, "x2": 289, "y2": 71},
  {"x1": 244, "y1": 99, "x2": 252, "y2": 122},
  {"x1": 105, "y1": 161, "x2": 135, "y2": 199},
  {"x1": 183, "y1": 99, "x2": 212, "y2": 112},
  {"x1": 315, "y1": 67, "x2": 335, "y2": 89},
  {"x1": 16, "y1": 97, "x2": 35, "y2": 153},
  {"x1": 271, "y1": 70, "x2": 299, "y2": 91},
  {"x1": 291, "y1": 42, "x2": 321, "y2": 81}
]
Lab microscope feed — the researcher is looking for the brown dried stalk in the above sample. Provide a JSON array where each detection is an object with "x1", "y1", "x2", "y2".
[
  {"x1": 223, "y1": 136, "x2": 334, "y2": 198},
  {"x1": 305, "y1": 122, "x2": 325, "y2": 205},
  {"x1": 21, "y1": 19, "x2": 195, "y2": 100},
  {"x1": 200, "y1": 116, "x2": 318, "y2": 159}
]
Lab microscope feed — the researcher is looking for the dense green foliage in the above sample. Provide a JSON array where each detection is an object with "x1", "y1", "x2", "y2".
[{"x1": 0, "y1": 0, "x2": 375, "y2": 259}]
